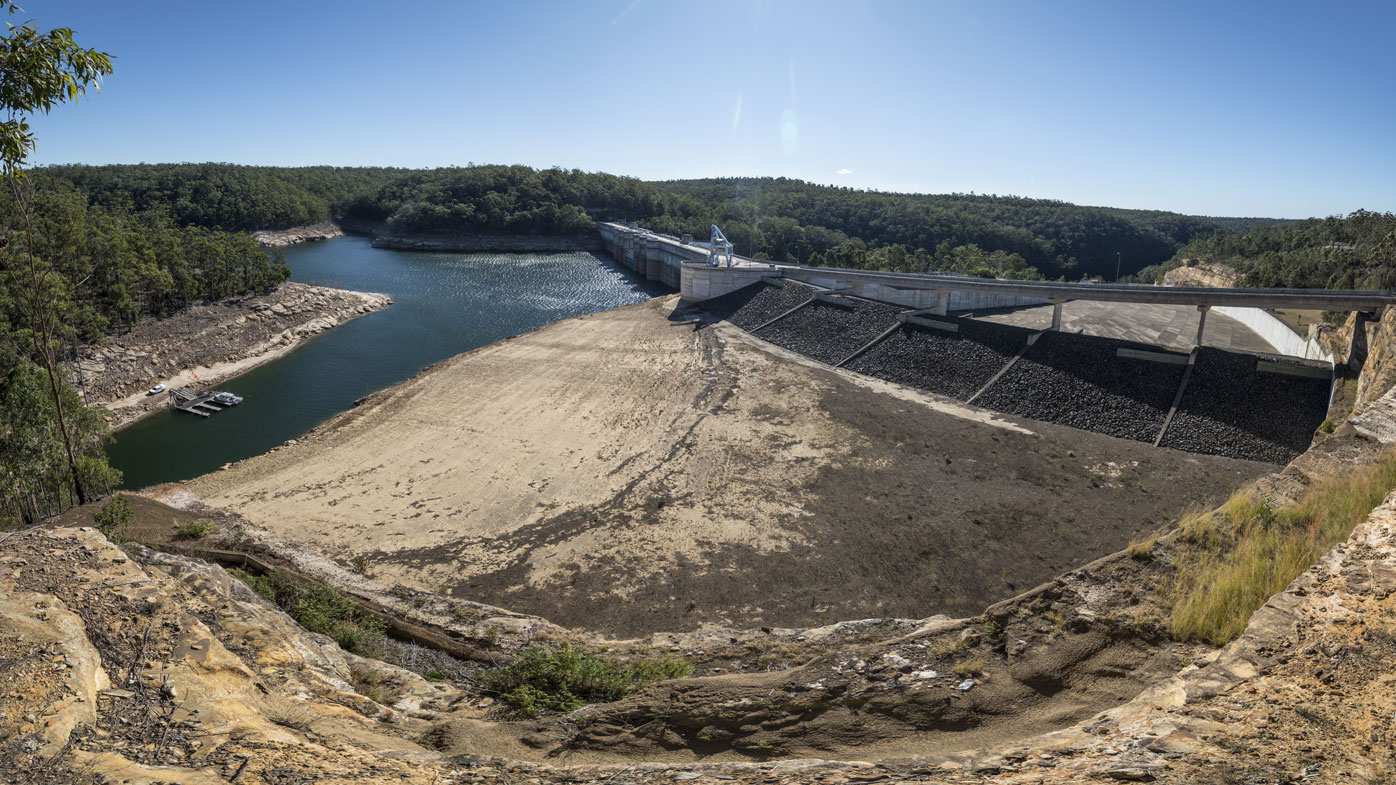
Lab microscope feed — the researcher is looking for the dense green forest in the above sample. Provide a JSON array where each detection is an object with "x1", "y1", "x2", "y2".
[
  {"x1": 1148, "y1": 210, "x2": 1396, "y2": 290},
  {"x1": 1187, "y1": 215, "x2": 1298, "y2": 233},
  {"x1": 8, "y1": 177, "x2": 292, "y2": 337},
  {"x1": 332, "y1": 168, "x2": 1238, "y2": 280},
  {"x1": 341, "y1": 165, "x2": 679, "y2": 235},
  {"x1": 644, "y1": 177, "x2": 1227, "y2": 279},
  {"x1": 47, "y1": 164, "x2": 1328, "y2": 284},
  {"x1": 40, "y1": 163, "x2": 404, "y2": 232},
  {"x1": 0, "y1": 174, "x2": 293, "y2": 524}
]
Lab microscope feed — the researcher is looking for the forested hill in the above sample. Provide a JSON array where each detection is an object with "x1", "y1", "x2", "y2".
[
  {"x1": 42, "y1": 165, "x2": 1243, "y2": 281},
  {"x1": 1165, "y1": 210, "x2": 1396, "y2": 290},
  {"x1": 341, "y1": 165, "x2": 674, "y2": 235},
  {"x1": 49, "y1": 163, "x2": 1368, "y2": 287},
  {"x1": 41, "y1": 163, "x2": 405, "y2": 232},
  {"x1": 646, "y1": 177, "x2": 1226, "y2": 279}
]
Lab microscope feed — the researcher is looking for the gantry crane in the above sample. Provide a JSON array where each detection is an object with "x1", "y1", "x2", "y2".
[{"x1": 706, "y1": 225, "x2": 735, "y2": 268}]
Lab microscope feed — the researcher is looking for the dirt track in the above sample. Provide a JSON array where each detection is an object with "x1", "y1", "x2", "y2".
[{"x1": 187, "y1": 296, "x2": 1270, "y2": 636}]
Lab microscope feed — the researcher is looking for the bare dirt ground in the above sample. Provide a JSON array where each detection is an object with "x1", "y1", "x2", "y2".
[
  {"x1": 186, "y1": 295, "x2": 1271, "y2": 637},
  {"x1": 70, "y1": 282, "x2": 391, "y2": 429}
]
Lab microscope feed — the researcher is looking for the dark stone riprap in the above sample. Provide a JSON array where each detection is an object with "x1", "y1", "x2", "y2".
[
  {"x1": 974, "y1": 331, "x2": 1187, "y2": 443},
  {"x1": 845, "y1": 319, "x2": 1031, "y2": 400},
  {"x1": 1159, "y1": 348, "x2": 1330, "y2": 464},
  {"x1": 699, "y1": 280, "x2": 819, "y2": 331},
  {"x1": 753, "y1": 297, "x2": 906, "y2": 367}
]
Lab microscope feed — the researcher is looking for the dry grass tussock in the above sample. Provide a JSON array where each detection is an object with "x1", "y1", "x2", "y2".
[{"x1": 1169, "y1": 453, "x2": 1396, "y2": 644}]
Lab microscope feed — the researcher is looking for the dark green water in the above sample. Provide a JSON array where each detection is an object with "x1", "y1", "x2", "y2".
[{"x1": 106, "y1": 235, "x2": 667, "y2": 489}]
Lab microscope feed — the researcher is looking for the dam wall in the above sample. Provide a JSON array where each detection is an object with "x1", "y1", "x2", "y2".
[
  {"x1": 599, "y1": 222, "x2": 1044, "y2": 311},
  {"x1": 598, "y1": 222, "x2": 715, "y2": 290},
  {"x1": 702, "y1": 281, "x2": 1333, "y2": 463},
  {"x1": 600, "y1": 222, "x2": 1390, "y2": 366}
]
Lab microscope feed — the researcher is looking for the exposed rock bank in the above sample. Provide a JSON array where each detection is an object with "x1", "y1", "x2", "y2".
[
  {"x1": 252, "y1": 220, "x2": 344, "y2": 246},
  {"x1": 1163, "y1": 260, "x2": 1241, "y2": 288},
  {"x1": 70, "y1": 282, "x2": 391, "y2": 429}
]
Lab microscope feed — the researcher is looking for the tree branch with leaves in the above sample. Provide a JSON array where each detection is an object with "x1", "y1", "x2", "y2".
[{"x1": 0, "y1": 2, "x2": 111, "y2": 507}]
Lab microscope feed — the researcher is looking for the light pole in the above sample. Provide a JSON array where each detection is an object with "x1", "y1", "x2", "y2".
[{"x1": 1115, "y1": 251, "x2": 1122, "y2": 282}]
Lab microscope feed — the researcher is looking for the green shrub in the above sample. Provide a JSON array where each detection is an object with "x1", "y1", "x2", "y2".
[
  {"x1": 92, "y1": 493, "x2": 133, "y2": 542},
  {"x1": 481, "y1": 643, "x2": 692, "y2": 718},
  {"x1": 173, "y1": 518, "x2": 215, "y2": 540},
  {"x1": 228, "y1": 568, "x2": 387, "y2": 656},
  {"x1": 1171, "y1": 454, "x2": 1396, "y2": 644}
]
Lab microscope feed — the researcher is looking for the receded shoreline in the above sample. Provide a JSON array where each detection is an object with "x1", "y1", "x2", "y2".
[{"x1": 73, "y1": 282, "x2": 391, "y2": 430}]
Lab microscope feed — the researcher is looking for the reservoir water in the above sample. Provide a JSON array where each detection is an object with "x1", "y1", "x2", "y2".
[{"x1": 106, "y1": 235, "x2": 667, "y2": 489}]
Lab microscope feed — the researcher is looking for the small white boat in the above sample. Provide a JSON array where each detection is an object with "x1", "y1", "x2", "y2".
[
  {"x1": 211, "y1": 391, "x2": 243, "y2": 406},
  {"x1": 147, "y1": 383, "x2": 167, "y2": 396}
]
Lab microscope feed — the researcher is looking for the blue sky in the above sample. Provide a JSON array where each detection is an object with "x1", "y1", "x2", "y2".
[{"x1": 25, "y1": 0, "x2": 1396, "y2": 218}]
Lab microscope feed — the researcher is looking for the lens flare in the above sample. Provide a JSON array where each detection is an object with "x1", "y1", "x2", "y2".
[{"x1": 780, "y1": 108, "x2": 799, "y2": 156}]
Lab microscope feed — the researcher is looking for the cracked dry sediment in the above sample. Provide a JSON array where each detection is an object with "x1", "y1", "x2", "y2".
[
  {"x1": 184, "y1": 295, "x2": 1267, "y2": 637},
  {"x1": 70, "y1": 282, "x2": 391, "y2": 429}
]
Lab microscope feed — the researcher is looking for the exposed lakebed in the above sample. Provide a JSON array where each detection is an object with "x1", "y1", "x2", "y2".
[{"x1": 106, "y1": 235, "x2": 667, "y2": 489}]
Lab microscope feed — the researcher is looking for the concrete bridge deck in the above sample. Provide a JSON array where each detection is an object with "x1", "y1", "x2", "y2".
[{"x1": 777, "y1": 266, "x2": 1396, "y2": 312}]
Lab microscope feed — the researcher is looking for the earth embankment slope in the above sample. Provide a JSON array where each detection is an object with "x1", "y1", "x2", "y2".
[{"x1": 187, "y1": 295, "x2": 1270, "y2": 635}]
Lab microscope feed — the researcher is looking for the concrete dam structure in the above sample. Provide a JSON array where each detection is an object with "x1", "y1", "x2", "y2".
[{"x1": 600, "y1": 222, "x2": 1396, "y2": 463}]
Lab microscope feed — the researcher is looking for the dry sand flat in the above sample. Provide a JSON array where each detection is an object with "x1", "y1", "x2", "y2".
[{"x1": 188, "y1": 296, "x2": 1271, "y2": 635}]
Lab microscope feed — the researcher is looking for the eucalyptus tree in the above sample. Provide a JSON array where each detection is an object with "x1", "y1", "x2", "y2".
[{"x1": 0, "y1": 1, "x2": 112, "y2": 511}]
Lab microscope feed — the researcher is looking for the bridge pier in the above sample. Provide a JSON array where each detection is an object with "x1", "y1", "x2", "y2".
[
  {"x1": 1195, "y1": 305, "x2": 1211, "y2": 348},
  {"x1": 1050, "y1": 299, "x2": 1067, "y2": 330}
]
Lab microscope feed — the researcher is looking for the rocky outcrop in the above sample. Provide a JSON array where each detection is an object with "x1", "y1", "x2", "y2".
[
  {"x1": 69, "y1": 282, "x2": 391, "y2": 428},
  {"x1": 1163, "y1": 260, "x2": 1241, "y2": 288},
  {"x1": 0, "y1": 526, "x2": 459, "y2": 785},
  {"x1": 253, "y1": 221, "x2": 343, "y2": 246}
]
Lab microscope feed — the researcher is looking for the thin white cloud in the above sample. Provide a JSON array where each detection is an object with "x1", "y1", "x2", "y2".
[
  {"x1": 837, "y1": 168, "x2": 853, "y2": 175},
  {"x1": 731, "y1": 92, "x2": 743, "y2": 135},
  {"x1": 610, "y1": 0, "x2": 647, "y2": 26}
]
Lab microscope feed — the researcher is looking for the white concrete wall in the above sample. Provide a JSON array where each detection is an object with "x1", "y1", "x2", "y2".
[
  {"x1": 681, "y1": 263, "x2": 776, "y2": 302},
  {"x1": 1215, "y1": 306, "x2": 1333, "y2": 363}
]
